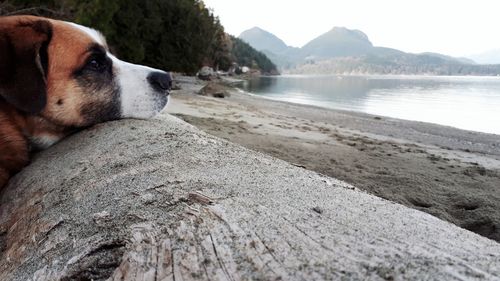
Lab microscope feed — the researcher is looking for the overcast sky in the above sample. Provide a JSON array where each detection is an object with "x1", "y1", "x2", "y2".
[{"x1": 203, "y1": 0, "x2": 500, "y2": 57}]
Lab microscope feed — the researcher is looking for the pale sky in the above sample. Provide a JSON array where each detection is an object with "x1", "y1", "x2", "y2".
[{"x1": 203, "y1": 0, "x2": 500, "y2": 57}]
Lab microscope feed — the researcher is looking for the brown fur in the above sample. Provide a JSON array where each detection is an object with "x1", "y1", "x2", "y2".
[
  {"x1": 42, "y1": 18, "x2": 100, "y2": 126},
  {"x1": 0, "y1": 105, "x2": 29, "y2": 188},
  {"x1": 0, "y1": 15, "x2": 110, "y2": 189}
]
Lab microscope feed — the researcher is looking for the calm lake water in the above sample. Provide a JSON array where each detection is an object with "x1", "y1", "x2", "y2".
[{"x1": 236, "y1": 75, "x2": 500, "y2": 135}]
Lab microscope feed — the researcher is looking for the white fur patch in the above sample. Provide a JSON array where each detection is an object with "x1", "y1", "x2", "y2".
[
  {"x1": 109, "y1": 55, "x2": 169, "y2": 119},
  {"x1": 30, "y1": 134, "x2": 61, "y2": 150},
  {"x1": 67, "y1": 22, "x2": 107, "y2": 47}
]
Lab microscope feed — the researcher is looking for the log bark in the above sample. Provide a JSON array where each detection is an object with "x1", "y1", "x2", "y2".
[{"x1": 0, "y1": 114, "x2": 499, "y2": 281}]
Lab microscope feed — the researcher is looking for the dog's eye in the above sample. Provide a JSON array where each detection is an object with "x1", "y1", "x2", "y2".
[
  {"x1": 88, "y1": 59, "x2": 100, "y2": 70},
  {"x1": 86, "y1": 57, "x2": 107, "y2": 72}
]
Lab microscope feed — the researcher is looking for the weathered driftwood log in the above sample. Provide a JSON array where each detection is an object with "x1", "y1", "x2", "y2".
[{"x1": 0, "y1": 114, "x2": 499, "y2": 281}]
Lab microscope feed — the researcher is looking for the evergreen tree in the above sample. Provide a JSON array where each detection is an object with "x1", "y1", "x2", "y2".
[{"x1": 1, "y1": 0, "x2": 278, "y2": 75}]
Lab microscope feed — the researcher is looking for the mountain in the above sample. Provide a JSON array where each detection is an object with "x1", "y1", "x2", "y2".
[
  {"x1": 239, "y1": 27, "x2": 291, "y2": 54},
  {"x1": 238, "y1": 27, "x2": 500, "y2": 75},
  {"x1": 239, "y1": 27, "x2": 300, "y2": 68},
  {"x1": 301, "y1": 27, "x2": 373, "y2": 59},
  {"x1": 468, "y1": 49, "x2": 500, "y2": 64},
  {"x1": 420, "y1": 52, "x2": 476, "y2": 65}
]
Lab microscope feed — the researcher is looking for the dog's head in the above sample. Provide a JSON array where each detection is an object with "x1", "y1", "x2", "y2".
[{"x1": 0, "y1": 16, "x2": 171, "y2": 127}]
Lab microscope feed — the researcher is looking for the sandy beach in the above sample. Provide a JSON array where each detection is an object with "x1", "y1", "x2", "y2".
[{"x1": 167, "y1": 76, "x2": 500, "y2": 242}]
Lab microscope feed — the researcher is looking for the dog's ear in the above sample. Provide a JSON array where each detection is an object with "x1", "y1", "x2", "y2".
[{"x1": 0, "y1": 18, "x2": 52, "y2": 114}]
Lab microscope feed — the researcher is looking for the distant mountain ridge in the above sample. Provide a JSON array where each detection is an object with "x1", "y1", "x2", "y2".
[
  {"x1": 239, "y1": 27, "x2": 300, "y2": 69},
  {"x1": 468, "y1": 49, "x2": 500, "y2": 64},
  {"x1": 301, "y1": 27, "x2": 373, "y2": 59},
  {"x1": 239, "y1": 27, "x2": 290, "y2": 54},
  {"x1": 239, "y1": 27, "x2": 500, "y2": 75}
]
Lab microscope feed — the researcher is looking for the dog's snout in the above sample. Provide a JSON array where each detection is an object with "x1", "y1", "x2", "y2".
[{"x1": 148, "y1": 72, "x2": 172, "y2": 92}]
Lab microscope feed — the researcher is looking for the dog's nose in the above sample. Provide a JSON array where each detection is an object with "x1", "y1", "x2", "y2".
[{"x1": 147, "y1": 72, "x2": 172, "y2": 93}]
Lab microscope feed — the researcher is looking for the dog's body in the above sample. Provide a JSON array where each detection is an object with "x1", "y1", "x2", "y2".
[{"x1": 0, "y1": 16, "x2": 171, "y2": 188}]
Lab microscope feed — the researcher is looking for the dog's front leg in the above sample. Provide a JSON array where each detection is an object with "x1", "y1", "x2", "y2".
[
  {"x1": 0, "y1": 155, "x2": 28, "y2": 189},
  {"x1": 0, "y1": 130, "x2": 29, "y2": 189}
]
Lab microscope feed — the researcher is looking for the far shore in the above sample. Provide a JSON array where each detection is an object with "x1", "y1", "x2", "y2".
[{"x1": 167, "y1": 76, "x2": 500, "y2": 242}]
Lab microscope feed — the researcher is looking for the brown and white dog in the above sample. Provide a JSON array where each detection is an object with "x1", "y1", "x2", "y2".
[{"x1": 0, "y1": 16, "x2": 172, "y2": 188}]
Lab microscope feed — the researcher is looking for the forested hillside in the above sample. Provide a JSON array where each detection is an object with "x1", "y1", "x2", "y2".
[
  {"x1": 230, "y1": 36, "x2": 279, "y2": 75},
  {"x1": 0, "y1": 0, "x2": 278, "y2": 74}
]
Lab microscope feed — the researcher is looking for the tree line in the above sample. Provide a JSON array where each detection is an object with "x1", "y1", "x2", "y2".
[
  {"x1": 0, "y1": 0, "x2": 278, "y2": 75},
  {"x1": 287, "y1": 56, "x2": 500, "y2": 76}
]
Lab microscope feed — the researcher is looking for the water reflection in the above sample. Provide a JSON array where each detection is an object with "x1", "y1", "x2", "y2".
[{"x1": 236, "y1": 75, "x2": 500, "y2": 135}]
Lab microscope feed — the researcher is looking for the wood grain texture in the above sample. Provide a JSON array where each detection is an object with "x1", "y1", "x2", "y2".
[{"x1": 0, "y1": 114, "x2": 499, "y2": 281}]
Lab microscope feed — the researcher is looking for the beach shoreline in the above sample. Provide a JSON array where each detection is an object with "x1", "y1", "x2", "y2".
[{"x1": 167, "y1": 77, "x2": 500, "y2": 242}]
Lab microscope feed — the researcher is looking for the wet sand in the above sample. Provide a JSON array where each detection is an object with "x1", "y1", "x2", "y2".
[{"x1": 167, "y1": 77, "x2": 500, "y2": 242}]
